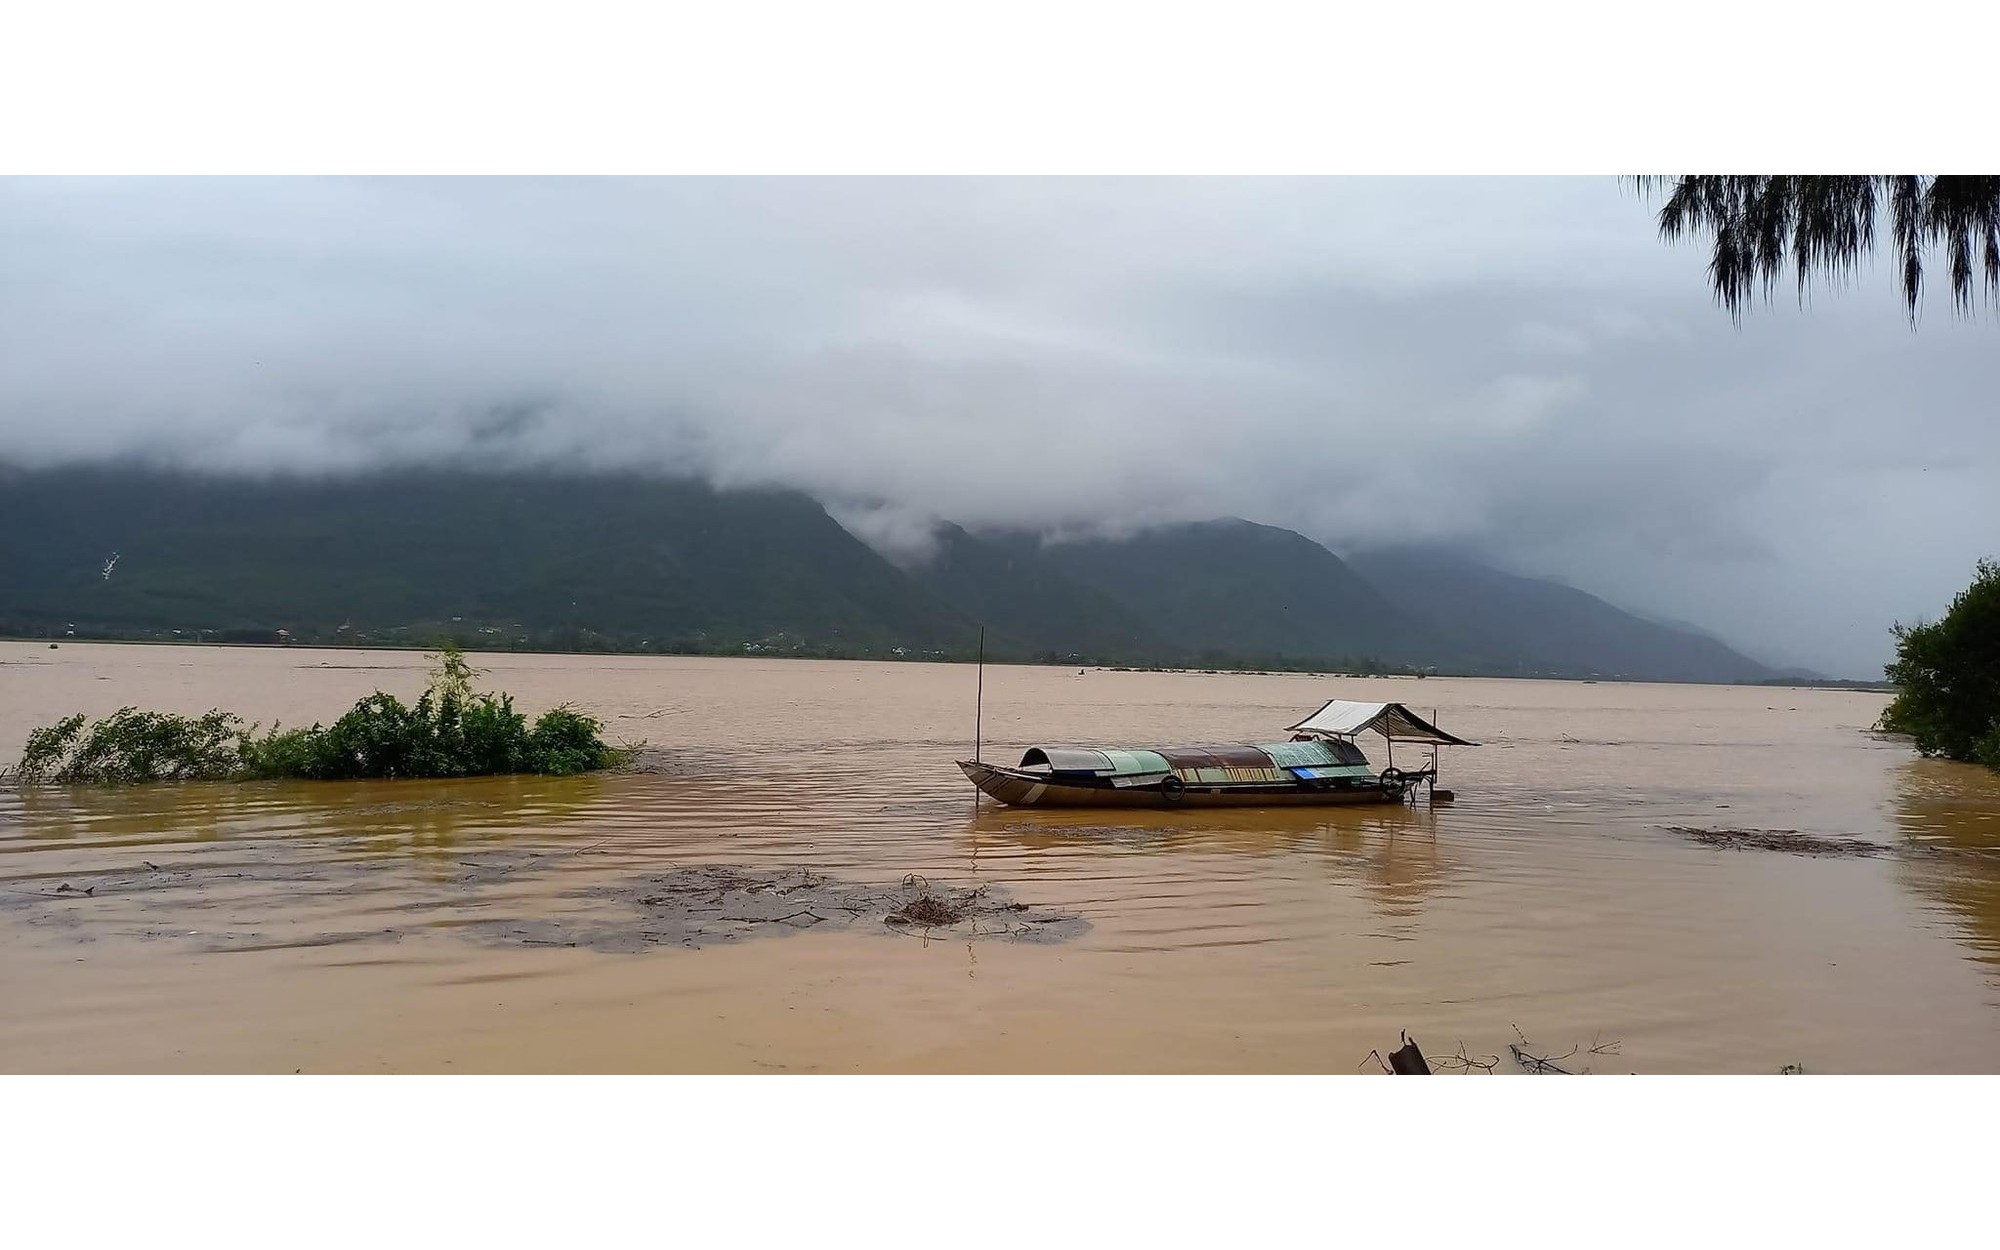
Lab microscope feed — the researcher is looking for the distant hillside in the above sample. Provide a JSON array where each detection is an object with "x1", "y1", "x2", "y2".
[
  {"x1": 0, "y1": 467, "x2": 977, "y2": 655},
  {"x1": 905, "y1": 523, "x2": 1176, "y2": 661},
  {"x1": 0, "y1": 466, "x2": 1781, "y2": 681},
  {"x1": 1009, "y1": 520, "x2": 1456, "y2": 669},
  {"x1": 1346, "y1": 547, "x2": 1776, "y2": 684}
]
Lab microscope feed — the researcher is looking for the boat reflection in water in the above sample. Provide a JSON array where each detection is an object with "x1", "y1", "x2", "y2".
[{"x1": 963, "y1": 798, "x2": 1454, "y2": 923}]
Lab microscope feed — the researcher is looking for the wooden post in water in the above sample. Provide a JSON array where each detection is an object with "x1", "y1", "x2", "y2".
[{"x1": 974, "y1": 625, "x2": 985, "y2": 763}]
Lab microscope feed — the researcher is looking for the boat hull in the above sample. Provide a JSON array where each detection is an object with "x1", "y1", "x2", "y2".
[{"x1": 958, "y1": 760, "x2": 1409, "y2": 809}]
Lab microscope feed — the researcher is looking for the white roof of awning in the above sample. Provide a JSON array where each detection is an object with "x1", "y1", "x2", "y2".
[{"x1": 1286, "y1": 699, "x2": 1477, "y2": 745}]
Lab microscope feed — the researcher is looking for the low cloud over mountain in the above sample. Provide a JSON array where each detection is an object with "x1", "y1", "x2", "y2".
[{"x1": 6, "y1": 178, "x2": 1994, "y2": 677}]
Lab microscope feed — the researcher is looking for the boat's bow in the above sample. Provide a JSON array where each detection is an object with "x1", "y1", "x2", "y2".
[{"x1": 958, "y1": 759, "x2": 1048, "y2": 806}]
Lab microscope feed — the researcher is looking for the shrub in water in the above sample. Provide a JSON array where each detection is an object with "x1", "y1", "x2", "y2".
[
  {"x1": 525, "y1": 706, "x2": 620, "y2": 775},
  {"x1": 16, "y1": 644, "x2": 629, "y2": 784},
  {"x1": 17, "y1": 707, "x2": 247, "y2": 784}
]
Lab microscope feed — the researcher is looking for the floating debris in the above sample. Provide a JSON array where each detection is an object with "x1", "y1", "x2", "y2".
[
  {"x1": 1387, "y1": 1031, "x2": 1431, "y2": 1074},
  {"x1": 1666, "y1": 827, "x2": 1888, "y2": 857},
  {"x1": 461, "y1": 865, "x2": 1090, "y2": 953},
  {"x1": 3, "y1": 855, "x2": 1088, "y2": 957},
  {"x1": 1509, "y1": 1042, "x2": 1574, "y2": 1074},
  {"x1": 1369, "y1": 1025, "x2": 1626, "y2": 1075}
]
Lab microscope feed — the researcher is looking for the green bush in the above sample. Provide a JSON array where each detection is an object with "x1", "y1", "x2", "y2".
[
  {"x1": 1879, "y1": 558, "x2": 2000, "y2": 770},
  {"x1": 17, "y1": 707, "x2": 247, "y2": 783},
  {"x1": 526, "y1": 706, "x2": 620, "y2": 775},
  {"x1": 16, "y1": 643, "x2": 631, "y2": 785}
]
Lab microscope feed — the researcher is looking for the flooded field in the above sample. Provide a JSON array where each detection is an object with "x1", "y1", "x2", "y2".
[{"x1": 4, "y1": 641, "x2": 1998, "y2": 1073}]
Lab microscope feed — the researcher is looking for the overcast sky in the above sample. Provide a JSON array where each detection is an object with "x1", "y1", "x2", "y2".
[{"x1": 3, "y1": 176, "x2": 1994, "y2": 677}]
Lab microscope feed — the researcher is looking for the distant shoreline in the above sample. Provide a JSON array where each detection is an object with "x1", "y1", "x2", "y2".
[{"x1": 3, "y1": 634, "x2": 1887, "y2": 690}]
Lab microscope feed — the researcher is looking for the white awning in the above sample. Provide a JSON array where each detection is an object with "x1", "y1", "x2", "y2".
[{"x1": 1286, "y1": 700, "x2": 1477, "y2": 745}]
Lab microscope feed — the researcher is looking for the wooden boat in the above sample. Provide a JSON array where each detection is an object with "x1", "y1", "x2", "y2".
[{"x1": 958, "y1": 699, "x2": 1475, "y2": 809}]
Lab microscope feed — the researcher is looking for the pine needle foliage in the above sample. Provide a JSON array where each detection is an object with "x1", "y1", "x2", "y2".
[{"x1": 1632, "y1": 176, "x2": 2000, "y2": 323}]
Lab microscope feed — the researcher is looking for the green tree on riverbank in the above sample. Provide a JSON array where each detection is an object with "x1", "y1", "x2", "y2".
[{"x1": 1879, "y1": 559, "x2": 2000, "y2": 769}]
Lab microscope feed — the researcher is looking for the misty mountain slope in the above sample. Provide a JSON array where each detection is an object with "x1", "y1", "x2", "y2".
[
  {"x1": 905, "y1": 523, "x2": 1178, "y2": 660},
  {"x1": 1, "y1": 466, "x2": 1781, "y2": 680},
  {"x1": 0, "y1": 468, "x2": 977, "y2": 651},
  {"x1": 1345, "y1": 547, "x2": 1776, "y2": 683},
  {"x1": 1014, "y1": 519, "x2": 1452, "y2": 667}
]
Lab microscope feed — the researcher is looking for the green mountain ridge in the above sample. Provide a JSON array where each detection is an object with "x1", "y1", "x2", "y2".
[
  {"x1": 0, "y1": 466, "x2": 1779, "y2": 681},
  {"x1": 977, "y1": 520, "x2": 1461, "y2": 669},
  {"x1": 0, "y1": 468, "x2": 976, "y2": 655},
  {"x1": 1345, "y1": 547, "x2": 1778, "y2": 684},
  {"x1": 904, "y1": 523, "x2": 1176, "y2": 661}
]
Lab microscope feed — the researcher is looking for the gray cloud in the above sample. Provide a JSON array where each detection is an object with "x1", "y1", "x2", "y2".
[{"x1": 4, "y1": 176, "x2": 1995, "y2": 677}]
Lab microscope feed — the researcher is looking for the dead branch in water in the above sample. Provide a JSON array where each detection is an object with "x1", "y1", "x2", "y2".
[
  {"x1": 890, "y1": 894, "x2": 965, "y2": 927},
  {"x1": 885, "y1": 876, "x2": 991, "y2": 929},
  {"x1": 1509, "y1": 1023, "x2": 1578, "y2": 1074},
  {"x1": 719, "y1": 910, "x2": 824, "y2": 926},
  {"x1": 1509, "y1": 1043, "x2": 1577, "y2": 1074},
  {"x1": 1429, "y1": 1042, "x2": 1499, "y2": 1074},
  {"x1": 1372, "y1": 1025, "x2": 1619, "y2": 1074}
]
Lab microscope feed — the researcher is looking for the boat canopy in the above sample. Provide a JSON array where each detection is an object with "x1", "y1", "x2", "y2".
[
  {"x1": 1020, "y1": 746, "x2": 1173, "y2": 777},
  {"x1": 1286, "y1": 700, "x2": 1477, "y2": 745},
  {"x1": 1017, "y1": 738, "x2": 1377, "y2": 784}
]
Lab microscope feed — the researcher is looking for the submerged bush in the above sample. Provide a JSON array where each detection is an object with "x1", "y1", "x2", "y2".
[
  {"x1": 16, "y1": 643, "x2": 630, "y2": 785},
  {"x1": 1878, "y1": 558, "x2": 2000, "y2": 771},
  {"x1": 17, "y1": 707, "x2": 248, "y2": 783}
]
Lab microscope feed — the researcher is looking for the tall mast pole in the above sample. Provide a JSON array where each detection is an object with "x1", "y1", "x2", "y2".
[{"x1": 974, "y1": 625, "x2": 985, "y2": 763}]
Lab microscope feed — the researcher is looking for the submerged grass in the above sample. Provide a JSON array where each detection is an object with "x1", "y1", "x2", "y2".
[{"x1": 15, "y1": 644, "x2": 632, "y2": 784}]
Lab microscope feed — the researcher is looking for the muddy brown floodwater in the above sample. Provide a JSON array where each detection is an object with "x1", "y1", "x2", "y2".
[{"x1": 4, "y1": 642, "x2": 1999, "y2": 1073}]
